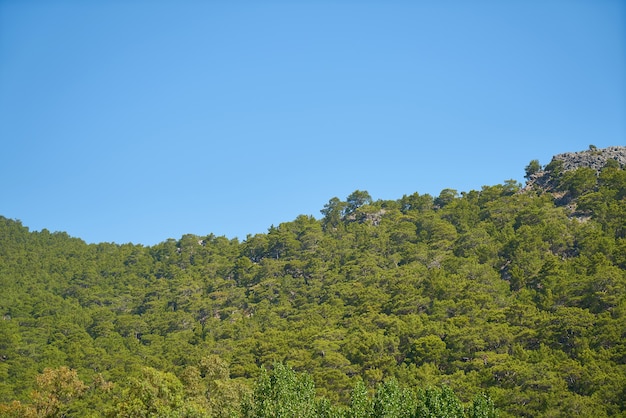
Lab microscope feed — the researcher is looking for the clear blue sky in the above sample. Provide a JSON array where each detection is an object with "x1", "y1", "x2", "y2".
[{"x1": 1, "y1": 1, "x2": 625, "y2": 245}]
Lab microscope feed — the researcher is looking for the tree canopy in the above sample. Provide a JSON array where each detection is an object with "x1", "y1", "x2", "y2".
[{"x1": 1, "y1": 159, "x2": 625, "y2": 416}]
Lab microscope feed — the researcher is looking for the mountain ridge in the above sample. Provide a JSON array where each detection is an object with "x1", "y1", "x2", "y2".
[
  {"x1": 525, "y1": 145, "x2": 626, "y2": 192},
  {"x1": 0, "y1": 146, "x2": 625, "y2": 416}
]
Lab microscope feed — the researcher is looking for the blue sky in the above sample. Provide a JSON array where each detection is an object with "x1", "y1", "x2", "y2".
[{"x1": 1, "y1": 1, "x2": 625, "y2": 245}]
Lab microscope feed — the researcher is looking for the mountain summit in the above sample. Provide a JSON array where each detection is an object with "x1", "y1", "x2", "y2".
[
  {"x1": 547, "y1": 145, "x2": 626, "y2": 172},
  {"x1": 525, "y1": 145, "x2": 626, "y2": 193}
]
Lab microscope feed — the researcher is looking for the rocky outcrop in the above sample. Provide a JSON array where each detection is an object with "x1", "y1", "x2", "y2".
[
  {"x1": 522, "y1": 145, "x2": 626, "y2": 216},
  {"x1": 550, "y1": 146, "x2": 626, "y2": 172},
  {"x1": 525, "y1": 146, "x2": 626, "y2": 191}
]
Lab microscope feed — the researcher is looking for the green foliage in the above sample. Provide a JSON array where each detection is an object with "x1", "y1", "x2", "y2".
[
  {"x1": 544, "y1": 159, "x2": 564, "y2": 176},
  {"x1": 241, "y1": 365, "x2": 494, "y2": 418},
  {"x1": 467, "y1": 393, "x2": 497, "y2": 418},
  {"x1": 321, "y1": 197, "x2": 348, "y2": 229},
  {"x1": 0, "y1": 366, "x2": 113, "y2": 418},
  {"x1": 0, "y1": 158, "x2": 625, "y2": 417},
  {"x1": 345, "y1": 190, "x2": 374, "y2": 216},
  {"x1": 348, "y1": 379, "x2": 372, "y2": 418},
  {"x1": 244, "y1": 363, "x2": 318, "y2": 418},
  {"x1": 371, "y1": 379, "x2": 417, "y2": 418},
  {"x1": 559, "y1": 167, "x2": 597, "y2": 197},
  {"x1": 435, "y1": 189, "x2": 458, "y2": 208},
  {"x1": 114, "y1": 367, "x2": 189, "y2": 417},
  {"x1": 415, "y1": 386, "x2": 464, "y2": 418},
  {"x1": 524, "y1": 159, "x2": 541, "y2": 179}
]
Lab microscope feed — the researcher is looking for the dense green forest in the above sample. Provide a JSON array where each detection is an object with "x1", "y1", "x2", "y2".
[{"x1": 1, "y1": 148, "x2": 625, "y2": 417}]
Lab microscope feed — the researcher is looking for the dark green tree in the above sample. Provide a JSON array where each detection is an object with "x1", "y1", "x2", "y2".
[
  {"x1": 321, "y1": 197, "x2": 348, "y2": 229},
  {"x1": 345, "y1": 190, "x2": 373, "y2": 216},
  {"x1": 524, "y1": 159, "x2": 541, "y2": 179}
]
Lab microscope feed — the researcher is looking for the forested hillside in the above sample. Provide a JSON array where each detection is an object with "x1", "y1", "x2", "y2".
[{"x1": 1, "y1": 147, "x2": 625, "y2": 417}]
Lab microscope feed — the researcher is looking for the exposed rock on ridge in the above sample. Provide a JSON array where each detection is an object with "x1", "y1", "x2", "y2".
[
  {"x1": 522, "y1": 146, "x2": 626, "y2": 219},
  {"x1": 550, "y1": 146, "x2": 626, "y2": 172},
  {"x1": 525, "y1": 146, "x2": 626, "y2": 192}
]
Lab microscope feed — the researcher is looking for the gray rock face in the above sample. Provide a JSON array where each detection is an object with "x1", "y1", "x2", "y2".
[
  {"x1": 524, "y1": 146, "x2": 626, "y2": 193},
  {"x1": 551, "y1": 146, "x2": 626, "y2": 172}
]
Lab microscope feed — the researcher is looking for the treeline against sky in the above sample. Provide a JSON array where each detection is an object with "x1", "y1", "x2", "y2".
[{"x1": 1, "y1": 161, "x2": 625, "y2": 416}]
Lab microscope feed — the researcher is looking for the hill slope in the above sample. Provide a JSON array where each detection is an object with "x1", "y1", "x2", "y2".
[{"x1": 1, "y1": 146, "x2": 625, "y2": 417}]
